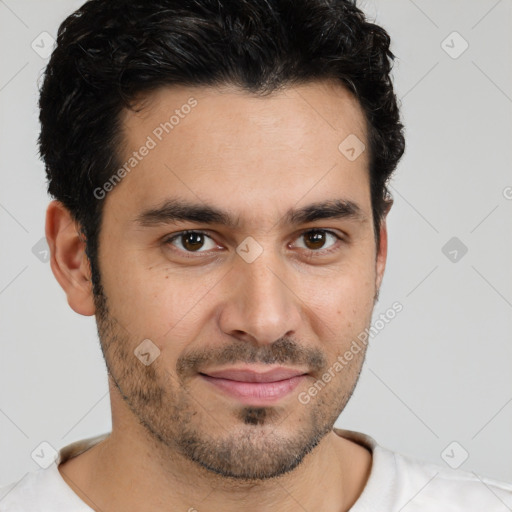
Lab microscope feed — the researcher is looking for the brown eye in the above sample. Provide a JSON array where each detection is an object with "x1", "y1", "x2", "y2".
[
  {"x1": 181, "y1": 232, "x2": 205, "y2": 251},
  {"x1": 303, "y1": 230, "x2": 327, "y2": 250},
  {"x1": 165, "y1": 231, "x2": 217, "y2": 253},
  {"x1": 294, "y1": 229, "x2": 341, "y2": 253}
]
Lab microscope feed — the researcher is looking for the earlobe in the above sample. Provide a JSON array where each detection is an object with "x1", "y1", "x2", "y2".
[{"x1": 45, "y1": 200, "x2": 96, "y2": 316}]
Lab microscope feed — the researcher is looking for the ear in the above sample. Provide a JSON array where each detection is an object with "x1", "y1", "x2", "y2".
[
  {"x1": 374, "y1": 198, "x2": 393, "y2": 299},
  {"x1": 45, "y1": 200, "x2": 96, "y2": 316}
]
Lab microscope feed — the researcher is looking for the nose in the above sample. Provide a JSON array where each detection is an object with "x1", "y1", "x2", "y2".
[{"x1": 218, "y1": 248, "x2": 303, "y2": 346}]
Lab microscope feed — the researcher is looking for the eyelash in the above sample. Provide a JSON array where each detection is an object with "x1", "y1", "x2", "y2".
[{"x1": 162, "y1": 229, "x2": 344, "y2": 259}]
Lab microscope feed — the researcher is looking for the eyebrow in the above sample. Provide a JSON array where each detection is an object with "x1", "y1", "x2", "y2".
[{"x1": 135, "y1": 198, "x2": 367, "y2": 229}]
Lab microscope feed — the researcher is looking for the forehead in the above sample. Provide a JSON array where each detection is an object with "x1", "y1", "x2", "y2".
[
  {"x1": 123, "y1": 80, "x2": 367, "y2": 149},
  {"x1": 111, "y1": 80, "x2": 371, "y2": 228}
]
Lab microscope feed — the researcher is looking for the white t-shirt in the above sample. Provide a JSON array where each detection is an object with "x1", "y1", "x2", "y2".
[{"x1": 1, "y1": 428, "x2": 511, "y2": 511}]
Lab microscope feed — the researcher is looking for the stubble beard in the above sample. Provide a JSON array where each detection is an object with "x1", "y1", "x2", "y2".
[{"x1": 92, "y1": 279, "x2": 368, "y2": 481}]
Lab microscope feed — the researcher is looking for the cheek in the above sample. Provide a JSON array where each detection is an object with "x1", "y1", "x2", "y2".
[
  {"x1": 302, "y1": 264, "x2": 376, "y2": 347},
  {"x1": 307, "y1": 260, "x2": 375, "y2": 310},
  {"x1": 101, "y1": 252, "x2": 223, "y2": 342}
]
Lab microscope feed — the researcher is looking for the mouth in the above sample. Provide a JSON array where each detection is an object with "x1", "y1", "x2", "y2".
[{"x1": 198, "y1": 366, "x2": 308, "y2": 405}]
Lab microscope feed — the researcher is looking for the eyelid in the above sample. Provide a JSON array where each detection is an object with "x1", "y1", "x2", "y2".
[{"x1": 163, "y1": 228, "x2": 345, "y2": 258}]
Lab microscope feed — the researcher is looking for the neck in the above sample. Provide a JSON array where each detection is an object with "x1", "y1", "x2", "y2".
[{"x1": 58, "y1": 421, "x2": 371, "y2": 512}]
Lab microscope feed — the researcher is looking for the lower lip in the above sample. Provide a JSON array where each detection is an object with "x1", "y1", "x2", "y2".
[{"x1": 199, "y1": 374, "x2": 306, "y2": 405}]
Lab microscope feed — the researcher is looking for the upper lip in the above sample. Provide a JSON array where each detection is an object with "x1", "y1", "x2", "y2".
[{"x1": 200, "y1": 367, "x2": 308, "y2": 383}]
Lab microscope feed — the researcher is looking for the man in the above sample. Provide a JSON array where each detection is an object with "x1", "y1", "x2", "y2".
[{"x1": 1, "y1": 0, "x2": 511, "y2": 510}]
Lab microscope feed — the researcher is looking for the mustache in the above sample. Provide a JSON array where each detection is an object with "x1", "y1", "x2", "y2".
[{"x1": 176, "y1": 337, "x2": 327, "y2": 378}]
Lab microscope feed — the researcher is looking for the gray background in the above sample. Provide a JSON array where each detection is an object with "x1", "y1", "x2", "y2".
[{"x1": 1, "y1": 0, "x2": 511, "y2": 490}]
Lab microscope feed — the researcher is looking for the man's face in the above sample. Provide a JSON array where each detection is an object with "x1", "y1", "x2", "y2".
[{"x1": 92, "y1": 81, "x2": 387, "y2": 480}]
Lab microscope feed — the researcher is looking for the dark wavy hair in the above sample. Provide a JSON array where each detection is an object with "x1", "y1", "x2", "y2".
[{"x1": 38, "y1": 0, "x2": 405, "y2": 292}]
